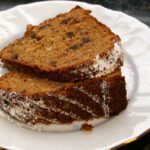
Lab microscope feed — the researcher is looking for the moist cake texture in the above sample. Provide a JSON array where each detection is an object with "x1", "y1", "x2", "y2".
[
  {"x1": 0, "y1": 70, "x2": 127, "y2": 125},
  {"x1": 0, "y1": 6, "x2": 123, "y2": 82}
]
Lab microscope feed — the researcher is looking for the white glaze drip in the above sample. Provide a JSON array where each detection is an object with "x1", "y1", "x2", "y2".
[
  {"x1": 0, "y1": 89, "x2": 94, "y2": 120},
  {"x1": 0, "y1": 99, "x2": 59, "y2": 124},
  {"x1": 28, "y1": 96, "x2": 83, "y2": 119},
  {"x1": 0, "y1": 90, "x2": 78, "y2": 120},
  {"x1": 71, "y1": 42, "x2": 123, "y2": 78},
  {"x1": 0, "y1": 100, "x2": 33, "y2": 124},
  {"x1": 101, "y1": 80, "x2": 110, "y2": 117},
  {"x1": 47, "y1": 93, "x2": 97, "y2": 117},
  {"x1": 74, "y1": 86, "x2": 100, "y2": 104},
  {"x1": 25, "y1": 96, "x2": 76, "y2": 118}
]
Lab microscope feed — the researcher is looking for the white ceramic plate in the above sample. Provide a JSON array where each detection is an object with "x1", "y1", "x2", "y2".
[{"x1": 0, "y1": 1, "x2": 150, "y2": 150}]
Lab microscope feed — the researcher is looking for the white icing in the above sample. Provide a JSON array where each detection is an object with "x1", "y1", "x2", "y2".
[
  {"x1": 0, "y1": 90, "x2": 79, "y2": 120},
  {"x1": 101, "y1": 80, "x2": 110, "y2": 118},
  {"x1": 18, "y1": 99, "x2": 78, "y2": 120},
  {"x1": 0, "y1": 90, "x2": 77, "y2": 121},
  {"x1": 74, "y1": 86, "x2": 100, "y2": 104},
  {"x1": 0, "y1": 99, "x2": 59, "y2": 124},
  {"x1": 0, "y1": 100, "x2": 33, "y2": 124},
  {"x1": 0, "y1": 89, "x2": 95, "y2": 120},
  {"x1": 47, "y1": 93, "x2": 97, "y2": 117},
  {"x1": 25, "y1": 96, "x2": 75, "y2": 118},
  {"x1": 0, "y1": 80, "x2": 111, "y2": 123},
  {"x1": 71, "y1": 42, "x2": 123, "y2": 78},
  {"x1": 0, "y1": 108, "x2": 108, "y2": 132},
  {"x1": 0, "y1": 83, "x2": 111, "y2": 128}
]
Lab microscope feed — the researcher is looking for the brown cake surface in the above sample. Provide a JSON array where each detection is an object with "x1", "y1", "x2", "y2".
[
  {"x1": 0, "y1": 70, "x2": 127, "y2": 125},
  {"x1": 0, "y1": 6, "x2": 123, "y2": 82},
  {"x1": 80, "y1": 123, "x2": 93, "y2": 131}
]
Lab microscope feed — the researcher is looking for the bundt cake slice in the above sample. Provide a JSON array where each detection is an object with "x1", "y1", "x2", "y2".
[
  {"x1": 0, "y1": 70, "x2": 127, "y2": 126},
  {"x1": 0, "y1": 6, "x2": 123, "y2": 82}
]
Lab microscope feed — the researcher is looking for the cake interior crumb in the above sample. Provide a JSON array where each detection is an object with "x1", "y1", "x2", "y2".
[{"x1": 80, "y1": 123, "x2": 93, "y2": 131}]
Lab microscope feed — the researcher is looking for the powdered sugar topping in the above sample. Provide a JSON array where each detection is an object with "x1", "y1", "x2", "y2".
[
  {"x1": 74, "y1": 86, "x2": 100, "y2": 104},
  {"x1": 0, "y1": 90, "x2": 75, "y2": 121},
  {"x1": 71, "y1": 42, "x2": 123, "y2": 78},
  {"x1": 47, "y1": 93, "x2": 97, "y2": 117},
  {"x1": 101, "y1": 80, "x2": 110, "y2": 117}
]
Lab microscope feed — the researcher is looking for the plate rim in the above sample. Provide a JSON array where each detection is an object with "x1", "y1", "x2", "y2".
[{"x1": 0, "y1": 1, "x2": 150, "y2": 150}]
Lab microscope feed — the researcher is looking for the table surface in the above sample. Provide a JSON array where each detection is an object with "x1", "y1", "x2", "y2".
[{"x1": 0, "y1": 0, "x2": 149, "y2": 150}]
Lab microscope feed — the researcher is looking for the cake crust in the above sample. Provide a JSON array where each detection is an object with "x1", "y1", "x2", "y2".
[{"x1": 0, "y1": 70, "x2": 127, "y2": 125}]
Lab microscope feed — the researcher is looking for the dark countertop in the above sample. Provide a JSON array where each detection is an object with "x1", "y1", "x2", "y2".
[
  {"x1": 0, "y1": 0, "x2": 150, "y2": 26},
  {"x1": 0, "y1": 0, "x2": 149, "y2": 150}
]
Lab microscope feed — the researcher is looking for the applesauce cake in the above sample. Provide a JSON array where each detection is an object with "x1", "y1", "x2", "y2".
[
  {"x1": 0, "y1": 70, "x2": 127, "y2": 126},
  {"x1": 0, "y1": 6, "x2": 123, "y2": 82}
]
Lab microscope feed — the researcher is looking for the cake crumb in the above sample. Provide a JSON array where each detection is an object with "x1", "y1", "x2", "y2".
[{"x1": 80, "y1": 123, "x2": 93, "y2": 131}]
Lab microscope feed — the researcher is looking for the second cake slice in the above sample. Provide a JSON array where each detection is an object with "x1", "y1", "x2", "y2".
[{"x1": 0, "y1": 70, "x2": 127, "y2": 126}]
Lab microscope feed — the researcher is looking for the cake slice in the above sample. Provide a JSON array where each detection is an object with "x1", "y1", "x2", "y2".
[
  {"x1": 0, "y1": 6, "x2": 123, "y2": 82},
  {"x1": 0, "y1": 70, "x2": 127, "y2": 125}
]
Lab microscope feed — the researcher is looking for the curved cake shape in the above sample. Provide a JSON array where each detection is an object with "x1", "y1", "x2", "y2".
[
  {"x1": 0, "y1": 99, "x2": 52, "y2": 125},
  {"x1": 0, "y1": 70, "x2": 127, "y2": 125},
  {"x1": 0, "y1": 6, "x2": 123, "y2": 82}
]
